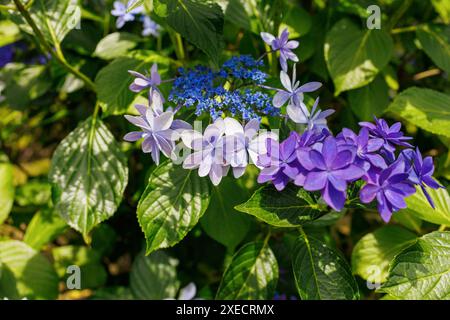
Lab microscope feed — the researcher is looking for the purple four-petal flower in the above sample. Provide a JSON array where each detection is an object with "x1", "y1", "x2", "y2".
[
  {"x1": 260, "y1": 28, "x2": 299, "y2": 72},
  {"x1": 360, "y1": 159, "x2": 417, "y2": 222},
  {"x1": 299, "y1": 136, "x2": 365, "y2": 211}
]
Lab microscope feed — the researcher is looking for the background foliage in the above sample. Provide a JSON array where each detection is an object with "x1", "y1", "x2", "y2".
[{"x1": 0, "y1": 0, "x2": 449, "y2": 300}]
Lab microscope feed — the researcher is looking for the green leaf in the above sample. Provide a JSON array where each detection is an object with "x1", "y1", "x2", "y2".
[
  {"x1": 93, "y1": 32, "x2": 141, "y2": 60},
  {"x1": 324, "y1": 19, "x2": 393, "y2": 95},
  {"x1": 380, "y1": 231, "x2": 450, "y2": 299},
  {"x1": 23, "y1": 208, "x2": 67, "y2": 250},
  {"x1": 137, "y1": 162, "x2": 210, "y2": 254},
  {"x1": 52, "y1": 245, "x2": 107, "y2": 289},
  {"x1": 15, "y1": 180, "x2": 51, "y2": 207},
  {"x1": 14, "y1": 0, "x2": 81, "y2": 45},
  {"x1": 431, "y1": 0, "x2": 450, "y2": 24},
  {"x1": 48, "y1": 116, "x2": 129, "y2": 237},
  {"x1": 399, "y1": 184, "x2": 450, "y2": 226},
  {"x1": 130, "y1": 250, "x2": 179, "y2": 299},
  {"x1": 386, "y1": 87, "x2": 450, "y2": 138},
  {"x1": 351, "y1": 226, "x2": 417, "y2": 284},
  {"x1": 416, "y1": 24, "x2": 450, "y2": 74},
  {"x1": 0, "y1": 163, "x2": 14, "y2": 225},
  {"x1": 2, "y1": 63, "x2": 51, "y2": 109},
  {"x1": 224, "y1": 0, "x2": 251, "y2": 31},
  {"x1": 216, "y1": 241, "x2": 278, "y2": 299},
  {"x1": 235, "y1": 185, "x2": 323, "y2": 228},
  {"x1": 348, "y1": 74, "x2": 390, "y2": 121},
  {"x1": 0, "y1": 240, "x2": 59, "y2": 299},
  {"x1": 279, "y1": 4, "x2": 311, "y2": 38},
  {"x1": 392, "y1": 211, "x2": 423, "y2": 233},
  {"x1": 160, "y1": 0, "x2": 224, "y2": 65},
  {"x1": 292, "y1": 230, "x2": 359, "y2": 300},
  {"x1": 200, "y1": 177, "x2": 251, "y2": 250},
  {"x1": 95, "y1": 50, "x2": 172, "y2": 116},
  {"x1": 0, "y1": 20, "x2": 21, "y2": 47}
]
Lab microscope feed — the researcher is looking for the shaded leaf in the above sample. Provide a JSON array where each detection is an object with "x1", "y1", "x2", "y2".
[
  {"x1": 292, "y1": 230, "x2": 359, "y2": 300},
  {"x1": 200, "y1": 177, "x2": 251, "y2": 250},
  {"x1": 235, "y1": 185, "x2": 322, "y2": 227},
  {"x1": 216, "y1": 241, "x2": 278, "y2": 299},
  {"x1": 130, "y1": 250, "x2": 179, "y2": 299},
  {"x1": 416, "y1": 24, "x2": 450, "y2": 74}
]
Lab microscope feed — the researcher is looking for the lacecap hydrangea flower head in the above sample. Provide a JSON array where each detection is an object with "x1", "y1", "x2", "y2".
[{"x1": 123, "y1": 27, "x2": 442, "y2": 222}]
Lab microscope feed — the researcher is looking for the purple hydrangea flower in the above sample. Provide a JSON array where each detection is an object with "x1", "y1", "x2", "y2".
[
  {"x1": 337, "y1": 127, "x2": 386, "y2": 170},
  {"x1": 141, "y1": 16, "x2": 161, "y2": 37},
  {"x1": 260, "y1": 28, "x2": 299, "y2": 72},
  {"x1": 128, "y1": 64, "x2": 163, "y2": 100},
  {"x1": 124, "y1": 105, "x2": 179, "y2": 165},
  {"x1": 111, "y1": 0, "x2": 144, "y2": 29},
  {"x1": 223, "y1": 118, "x2": 278, "y2": 178},
  {"x1": 359, "y1": 117, "x2": 412, "y2": 157},
  {"x1": 257, "y1": 132, "x2": 301, "y2": 191},
  {"x1": 294, "y1": 129, "x2": 328, "y2": 186},
  {"x1": 402, "y1": 148, "x2": 444, "y2": 208},
  {"x1": 299, "y1": 136, "x2": 365, "y2": 211},
  {"x1": 181, "y1": 118, "x2": 230, "y2": 186},
  {"x1": 360, "y1": 159, "x2": 416, "y2": 222},
  {"x1": 273, "y1": 66, "x2": 322, "y2": 108},
  {"x1": 287, "y1": 97, "x2": 334, "y2": 132}
]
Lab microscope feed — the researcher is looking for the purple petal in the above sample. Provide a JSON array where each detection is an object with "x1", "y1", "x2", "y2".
[
  {"x1": 304, "y1": 171, "x2": 328, "y2": 191},
  {"x1": 260, "y1": 32, "x2": 276, "y2": 45},
  {"x1": 123, "y1": 131, "x2": 143, "y2": 142},
  {"x1": 273, "y1": 91, "x2": 291, "y2": 108},
  {"x1": 377, "y1": 193, "x2": 392, "y2": 222},
  {"x1": 322, "y1": 182, "x2": 346, "y2": 211},
  {"x1": 331, "y1": 150, "x2": 353, "y2": 170},
  {"x1": 422, "y1": 176, "x2": 442, "y2": 189},
  {"x1": 124, "y1": 115, "x2": 149, "y2": 130},
  {"x1": 322, "y1": 136, "x2": 337, "y2": 168},
  {"x1": 298, "y1": 82, "x2": 322, "y2": 93},
  {"x1": 365, "y1": 154, "x2": 387, "y2": 169},
  {"x1": 366, "y1": 138, "x2": 384, "y2": 152},
  {"x1": 273, "y1": 174, "x2": 290, "y2": 191},
  {"x1": 421, "y1": 157, "x2": 434, "y2": 175},
  {"x1": 297, "y1": 149, "x2": 315, "y2": 171},
  {"x1": 333, "y1": 164, "x2": 365, "y2": 181},
  {"x1": 142, "y1": 135, "x2": 155, "y2": 153},
  {"x1": 360, "y1": 184, "x2": 379, "y2": 203},
  {"x1": 285, "y1": 40, "x2": 299, "y2": 49},
  {"x1": 328, "y1": 174, "x2": 347, "y2": 192},
  {"x1": 309, "y1": 150, "x2": 327, "y2": 170},
  {"x1": 421, "y1": 185, "x2": 435, "y2": 209},
  {"x1": 384, "y1": 189, "x2": 407, "y2": 209}
]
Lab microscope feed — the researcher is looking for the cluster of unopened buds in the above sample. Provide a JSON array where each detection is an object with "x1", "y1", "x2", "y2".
[{"x1": 123, "y1": 28, "x2": 443, "y2": 222}]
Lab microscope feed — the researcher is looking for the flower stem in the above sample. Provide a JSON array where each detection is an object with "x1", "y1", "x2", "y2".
[
  {"x1": 12, "y1": 0, "x2": 96, "y2": 92},
  {"x1": 438, "y1": 225, "x2": 447, "y2": 232}
]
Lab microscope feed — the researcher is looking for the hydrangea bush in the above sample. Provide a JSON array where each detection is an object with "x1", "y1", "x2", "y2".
[{"x1": 0, "y1": 0, "x2": 449, "y2": 301}]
